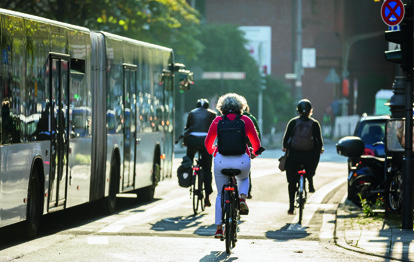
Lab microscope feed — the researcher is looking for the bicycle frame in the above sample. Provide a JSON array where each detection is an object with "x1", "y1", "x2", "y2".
[
  {"x1": 191, "y1": 152, "x2": 204, "y2": 215},
  {"x1": 297, "y1": 170, "x2": 307, "y2": 224},
  {"x1": 220, "y1": 173, "x2": 239, "y2": 254}
]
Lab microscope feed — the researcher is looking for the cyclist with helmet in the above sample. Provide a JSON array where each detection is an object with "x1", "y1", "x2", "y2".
[
  {"x1": 204, "y1": 93, "x2": 261, "y2": 238},
  {"x1": 282, "y1": 99, "x2": 324, "y2": 215},
  {"x1": 184, "y1": 98, "x2": 217, "y2": 207},
  {"x1": 243, "y1": 103, "x2": 261, "y2": 199}
]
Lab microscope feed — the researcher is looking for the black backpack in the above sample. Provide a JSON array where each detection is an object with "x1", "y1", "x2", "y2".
[
  {"x1": 217, "y1": 113, "x2": 246, "y2": 155},
  {"x1": 177, "y1": 155, "x2": 193, "y2": 188},
  {"x1": 291, "y1": 118, "x2": 314, "y2": 151}
]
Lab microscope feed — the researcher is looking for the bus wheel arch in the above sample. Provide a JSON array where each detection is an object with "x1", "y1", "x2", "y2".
[
  {"x1": 138, "y1": 144, "x2": 160, "y2": 201},
  {"x1": 152, "y1": 144, "x2": 161, "y2": 187},
  {"x1": 25, "y1": 158, "x2": 44, "y2": 239}
]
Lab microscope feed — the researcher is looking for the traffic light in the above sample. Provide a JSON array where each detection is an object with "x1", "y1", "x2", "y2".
[
  {"x1": 178, "y1": 69, "x2": 194, "y2": 92},
  {"x1": 172, "y1": 63, "x2": 194, "y2": 92},
  {"x1": 385, "y1": 30, "x2": 404, "y2": 64},
  {"x1": 384, "y1": 16, "x2": 413, "y2": 72},
  {"x1": 260, "y1": 75, "x2": 267, "y2": 90}
]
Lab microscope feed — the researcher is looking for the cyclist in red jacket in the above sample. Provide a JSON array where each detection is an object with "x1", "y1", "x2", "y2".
[{"x1": 205, "y1": 93, "x2": 261, "y2": 238}]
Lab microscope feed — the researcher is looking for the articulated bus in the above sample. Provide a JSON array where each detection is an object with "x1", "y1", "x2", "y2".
[{"x1": 0, "y1": 9, "x2": 185, "y2": 238}]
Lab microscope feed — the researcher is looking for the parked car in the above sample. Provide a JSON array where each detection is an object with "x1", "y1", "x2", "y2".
[
  {"x1": 337, "y1": 114, "x2": 390, "y2": 202},
  {"x1": 348, "y1": 114, "x2": 390, "y2": 171}
]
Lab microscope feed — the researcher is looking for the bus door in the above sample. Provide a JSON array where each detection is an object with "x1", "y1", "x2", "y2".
[
  {"x1": 122, "y1": 64, "x2": 137, "y2": 190},
  {"x1": 48, "y1": 53, "x2": 70, "y2": 211}
]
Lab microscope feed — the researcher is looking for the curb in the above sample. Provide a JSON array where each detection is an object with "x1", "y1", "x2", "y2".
[{"x1": 334, "y1": 198, "x2": 409, "y2": 262}]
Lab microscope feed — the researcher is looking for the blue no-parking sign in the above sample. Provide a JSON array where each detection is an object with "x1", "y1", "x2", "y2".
[{"x1": 381, "y1": 0, "x2": 405, "y2": 26}]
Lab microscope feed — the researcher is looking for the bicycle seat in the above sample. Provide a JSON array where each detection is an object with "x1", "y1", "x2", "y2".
[{"x1": 221, "y1": 169, "x2": 241, "y2": 176}]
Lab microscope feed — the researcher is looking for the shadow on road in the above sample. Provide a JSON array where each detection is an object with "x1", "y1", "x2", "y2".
[
  {"x1": 200, "y1": 251, "x2": 239, "y2": 262},
  {"x1": 0, "y1": 195, "x2": 160, "y2": 249},
  {"x1": 150, "y1": 213, "x2": 234, "y2": 238},
  {"x1": 265, "y1": 223, "x2": 310, "y2": 241},
  {"x1": 150, "y1": 214, "x2": 207, "y2": 232}
]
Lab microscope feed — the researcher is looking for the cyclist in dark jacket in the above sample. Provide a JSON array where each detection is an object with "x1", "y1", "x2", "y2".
[
  {"x1": 243, "y1": 104, "x2": 261, "y2": 199},
  {"x1": 282, "y1": 99, "x2": 324, "y2": 215},
  {"x1": 184, "y1": 99, "x2": 217, "y2": 207}
]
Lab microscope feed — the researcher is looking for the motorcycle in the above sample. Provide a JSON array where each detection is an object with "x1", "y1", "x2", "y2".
[{"x1": 336, "y1": 136, "x2": 403, "y2": 212}]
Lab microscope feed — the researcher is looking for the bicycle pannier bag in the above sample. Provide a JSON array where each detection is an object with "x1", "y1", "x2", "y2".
[
  {"x1": 291, "y1": 118, "x2": 314, "y2": 151},
  {"x1": 177, "y1": 155, "x2": 193, "y2": 188},
  {"x1": 217, "y1": 114, "x2": 246, "y2": 155}
]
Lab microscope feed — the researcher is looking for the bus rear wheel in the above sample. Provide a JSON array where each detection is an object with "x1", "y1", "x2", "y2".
[
  {"x1": 138, "y1": 158, "x2": 159, "y2": 201},
  {"x1": 25, "y1": 167, "x2": 42, "y2": 239}
]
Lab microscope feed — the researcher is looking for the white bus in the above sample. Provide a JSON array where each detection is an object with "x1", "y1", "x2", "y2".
[{"x1": 0, "y1": 8, "x2": 185, "y2": 238}]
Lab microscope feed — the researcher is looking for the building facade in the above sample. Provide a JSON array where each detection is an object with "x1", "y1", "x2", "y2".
[{"x1": 194, "y1": 0, "x2": 395, "y2": 122}]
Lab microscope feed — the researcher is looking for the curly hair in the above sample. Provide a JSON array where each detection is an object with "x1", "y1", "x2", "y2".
[{"x1": 216, "y1": 93, "x2": 247, "y2": 115}]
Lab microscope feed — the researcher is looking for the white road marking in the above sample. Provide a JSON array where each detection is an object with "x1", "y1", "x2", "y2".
[
  {"x1": 87, "y1": 236, "x2": 109, "y2": 244},
  {"x1": 308, "y1": 176, "x2": 347, "y2": 204},
  {"x1": 99, "y1": 225, "x2": 125, "y2": 233},
  {"x1": 98, "y1": 195, "x2": 188, "y2": 233}
]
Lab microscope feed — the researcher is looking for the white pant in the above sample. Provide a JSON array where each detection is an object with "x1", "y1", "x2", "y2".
[{"x1": 213, "y1": 153, "x2": 250, "y2": 225}]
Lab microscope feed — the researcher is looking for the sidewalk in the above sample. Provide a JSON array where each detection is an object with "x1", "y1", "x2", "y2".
[{"x1": 335, "y1": 198, "x2": 414, "y2": 261}]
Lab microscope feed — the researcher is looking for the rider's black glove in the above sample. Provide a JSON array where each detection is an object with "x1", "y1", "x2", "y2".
[{"x1": 255, "y1": 146, "x2": 265, "y2": 156}]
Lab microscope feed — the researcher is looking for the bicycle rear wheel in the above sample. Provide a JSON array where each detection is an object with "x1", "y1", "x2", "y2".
[
  {"x1": 199, "y1": 169, "x2": 205, "y2": 212},
  {"x1": 225, "y1": 202, "x2": 232, "y2": 254},
  {"x1": 192, "y1": 171, "x2": 199, "y2": 214},
  {"x1": 298, "y1": 176, "x2": 304, "y2": 224},
  {"x1": 231, "y1": 201, "x2": 238, "y2": 248},
  {"x1": 388, "y1": 170, "x2": 403, "y2": 212}
]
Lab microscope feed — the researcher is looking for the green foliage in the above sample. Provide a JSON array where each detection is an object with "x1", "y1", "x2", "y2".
[
  {"x1": 181, "y1": 24, "x2": 294, "y2": 134},
  {"x1": 358, "y1": 193, "x2": 384, "y2": 217},
  {"x1": 262, "y1": 76, "x2": 295, "y2": 131},
  {"x1": 0, "y1": 0, "x2": 203, "y2": 61},
  {"x1": 359, "y1": 193, "x2": 373, "y2": 217}
]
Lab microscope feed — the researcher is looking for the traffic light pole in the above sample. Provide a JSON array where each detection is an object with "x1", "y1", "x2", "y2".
[
  {"x1": 402, "y1": 0, "x2": 413, "y2": 230},
  {"x1": 403, "y1": 76, "x2": 413, "y2": 230}
]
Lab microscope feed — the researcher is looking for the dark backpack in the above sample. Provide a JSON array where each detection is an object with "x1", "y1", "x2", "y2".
[
  {"x1": 291, "y1": 118, "x2": 314, "y2": 151},
  {"x1": 217, "y1": 113, "x2": 246, "y2": 155},
  {"x1": 177, "y1": 155, "x2": 193, "y2": 188}
]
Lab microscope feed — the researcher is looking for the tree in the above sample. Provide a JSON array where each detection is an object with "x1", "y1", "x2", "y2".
[
  {"x1": 0, "y1": 0, "x2": 203, "y2": 61},
  {"x1": 262, "y1": 76, "x2": 295, "y2": 132},
  {"x1": 179, "y1": 24, "x2": 294, "y2": 134}
]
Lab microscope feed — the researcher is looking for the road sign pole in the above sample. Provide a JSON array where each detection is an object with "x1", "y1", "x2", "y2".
[{"x1": 402, "y1": 0, "x2": 413, "y2": 231}]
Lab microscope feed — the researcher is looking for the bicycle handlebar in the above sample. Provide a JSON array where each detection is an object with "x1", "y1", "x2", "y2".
[
  {"x1": 250, "y1": 146, "x2": 265, "y2": 159},
  {"x1": 255, "y1": 146, "x2": 266, "y2": 156},
  {"x1": 175, "y1": 134, "x2": 184, "y2": 144}
]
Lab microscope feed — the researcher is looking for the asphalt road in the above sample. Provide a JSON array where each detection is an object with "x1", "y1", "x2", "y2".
[{"x1": 0, "y1": 141, "x2": 394, "y2": 261}]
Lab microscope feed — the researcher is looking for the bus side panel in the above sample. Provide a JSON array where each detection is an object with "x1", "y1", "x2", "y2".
[
  {"x1": 0, "y1": 14, "x2": 30, "y2": 227},
  {"x1": 162, "y1": 51, "x2": 175, "y2": 179},
  {"x1": 134, "y1": 47, "x2": 155, "y2": 189},
  {"x1": 105, "y1": 36, "x2": 124, "y2": 195},
  {"x1": 0, "y1": 145, "x2": 27, "y2": 227},
  {"x1": 89, "y1": 32, "x2": 107, "y2": 202},
  {"x1": 65, "y1": 29, "x2": 93, "y2": 207},
  {"x1": 23, "y1": 14, "x2": 53, "y2": 219}
]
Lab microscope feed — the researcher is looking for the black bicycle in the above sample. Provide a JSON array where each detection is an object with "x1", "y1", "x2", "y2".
[
  {"x1": 220, "y1": 168, "x2": 240, "y2": 254},
  {"x1": 175, "y1": 134, "x2": 205, "y2": 215},
  {"x1": 296, "y1": 167, "x2": 307, "y2": 225},
  {"x1": 191, "y1": 151, "x2": 205, "y2": 215}
]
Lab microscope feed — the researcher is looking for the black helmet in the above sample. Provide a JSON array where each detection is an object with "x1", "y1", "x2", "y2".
[
  {"x1": 297, "y1": 99, "x2": 312, "y2": 114},
  {"x1": 196, "y1": 99, "x2": 209, "y2": 109}
]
